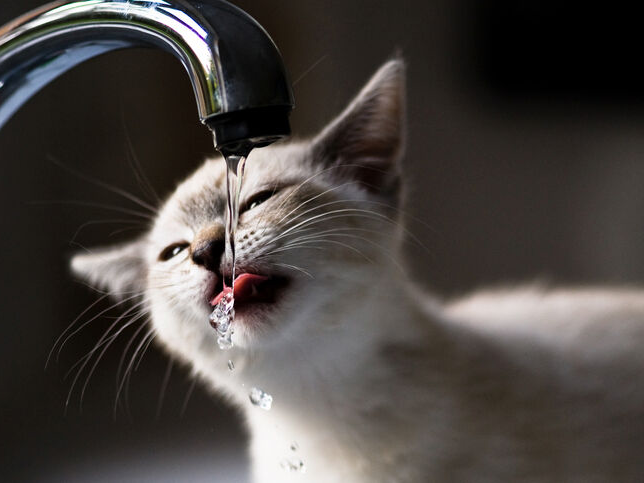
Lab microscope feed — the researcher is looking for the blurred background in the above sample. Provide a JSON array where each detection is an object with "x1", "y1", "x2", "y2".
[{"x1": 1, "y1": 1, "x2": 644, "y2": 481}]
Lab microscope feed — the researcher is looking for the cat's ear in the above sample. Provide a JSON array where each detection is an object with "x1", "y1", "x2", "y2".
[
  {"x1": 311, "y1": 58, "x2": 406, "y2": 198},
  {"x1": 70, "y1": 239, "x2": 147, "y2": 299}
]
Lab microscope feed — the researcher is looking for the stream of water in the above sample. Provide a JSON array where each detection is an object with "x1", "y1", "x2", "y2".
[
  {"x1": 207, "y1": 143, "x2": 296, "y2": 470},
  {"x1": 208, "y1": 150, "x2": 248, "y2": 350}
]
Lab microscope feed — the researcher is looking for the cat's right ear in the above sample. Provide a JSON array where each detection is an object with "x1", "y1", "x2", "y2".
[
  {"x1": 70, "y1": 239, "x2": 147, "y2": 299},
  {"x1": 310, "y1": 58, "x2": 406, "y2": 200}
]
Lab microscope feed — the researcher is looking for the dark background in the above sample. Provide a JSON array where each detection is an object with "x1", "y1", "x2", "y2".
[{"x1": 2, "y1": 1, "x2": 644, "y2": 481}]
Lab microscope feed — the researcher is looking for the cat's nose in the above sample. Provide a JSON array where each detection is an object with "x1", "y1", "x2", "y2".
[{"x1": 191, "y1": 224, "x2": 226, "y2": 272}]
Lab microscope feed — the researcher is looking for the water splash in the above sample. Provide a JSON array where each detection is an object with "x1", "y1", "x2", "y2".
[
  {"x1": 249, "y1": 387, "x2": 273, "y2": 410},
  {"x1": 209, "y1": 291, "x2": 234, "y2": 349}
]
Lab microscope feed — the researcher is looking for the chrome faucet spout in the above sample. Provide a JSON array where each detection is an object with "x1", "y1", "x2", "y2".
[{"x1": 0, "y1": 0, "x2": 294, "y2": 149}]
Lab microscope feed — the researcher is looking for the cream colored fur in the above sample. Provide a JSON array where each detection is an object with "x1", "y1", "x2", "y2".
[{"x1": 71, "y1": 60, "x2": 644, "y2": 482}]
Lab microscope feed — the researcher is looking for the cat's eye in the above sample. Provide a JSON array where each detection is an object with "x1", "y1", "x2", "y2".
[
  {"x1": 241, "y1": 189, "x2": 278, "y2": 213},
  {"x1": 159, "y1": 242, "x2": 190, "y2": 261}
]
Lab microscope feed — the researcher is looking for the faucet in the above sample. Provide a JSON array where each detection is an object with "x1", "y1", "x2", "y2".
[{"x1": 0, "y1": 0, "x2": 294, "y2": 152}]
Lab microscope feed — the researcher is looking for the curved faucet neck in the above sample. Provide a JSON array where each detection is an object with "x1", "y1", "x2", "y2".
[{"x1": 0, "y1": 0, "x2": 294, "y2": 149}]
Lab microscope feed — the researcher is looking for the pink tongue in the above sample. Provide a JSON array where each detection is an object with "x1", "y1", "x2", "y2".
[{"x1": 210, "y1": 273, "x2": 269, "y2": 306}]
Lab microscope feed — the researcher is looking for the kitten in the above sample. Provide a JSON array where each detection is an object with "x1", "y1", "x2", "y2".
[{"x1": 71, "y1": 60, "x2": 644, "y2": 482}]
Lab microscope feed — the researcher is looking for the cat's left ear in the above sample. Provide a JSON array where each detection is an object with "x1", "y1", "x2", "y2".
[
  {"x1": 70, "y1": 239, "x2": 147, "y2": 299},
  {"x1": 311, "y1": 58, "x2": 406, "y2": 199}
]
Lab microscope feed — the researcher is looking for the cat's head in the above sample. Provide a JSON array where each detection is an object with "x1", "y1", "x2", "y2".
[{"x1": 71, "y1": 59, "x2": 406, "y2": 353}]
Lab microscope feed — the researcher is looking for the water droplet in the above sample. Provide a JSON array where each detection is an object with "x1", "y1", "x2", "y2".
[
  {"x1": 249, "y1": 387, "x2": 273, "y2": 410},
  {"x1": 222, "y1": 291, "x2": 234, "y2": 309},
  {"x1": 210, "y1": 311, "x2": 229, "y2": 333},
  {"x1": 280, "y1": 458, "x2": 305, "y2": 473},
  {"x1": 227, "y1": 360, "x2": 235, "y2": 371},
  {"x1": 217, "y1": 332, "x2": 234, "y2": 350}
]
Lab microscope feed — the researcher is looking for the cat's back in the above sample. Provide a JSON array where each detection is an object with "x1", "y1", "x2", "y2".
[
  {"x1": 403, "y1": 287, "x2": 644, "y2": 481},
  {"x1": 444, "y1": 285, "x2": 644, "y2": 363}
]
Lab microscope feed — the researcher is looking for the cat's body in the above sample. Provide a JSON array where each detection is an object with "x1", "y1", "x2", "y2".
[
  {"x1": 205, "y1": 281, "x2": 644, "y2": 483},
  {"x1": 71, "y1": 60, "x2": 644, "y2": 482}
]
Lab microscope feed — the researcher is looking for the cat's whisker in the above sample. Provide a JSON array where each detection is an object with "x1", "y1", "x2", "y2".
[
  {"x1": 268, "y1": 164, "x2": 363, "y2": 221},
  {"x1": 297, "y1": 208, "x2": 413, "y2": 241},
  {"x1": 276, "y1": 181, "x2": 356, "y2": 225},
  {"x1": 56, "y1": 294, "x2": 145, "y2": 361},
  {"x1": 310, "y1": 232, "x2": 407, "y2": 274},
  {"x1": 120, "y1": 328, "x2": 156, "y2": 419},
  {"x1": 68, "y1": 240, "x2": 94, "y2": 255},
  {"x1": 256, "y1": 242, "x2": 326, "y2": 258},
  {"x1": 29, "y1": 200, "x2": 155, "y2": 220},
  {"x1": 271, "y1": 166, "x2": 335, "y2": 213},
  {"x1": 270, "y1": 161, "x2": 389, "y2": 218},
  {"x1": 292, "y1": 53, "x2": 328, "y2": 87},
  {"x1": 113, "y1": 325, "x2": 155, "y2": 418},
  {"x1": 270, "y1": 196, "x2": 429, "y2": 252},
  {"x1": 46, "y1": 154, "x2": 158, "y2": 214},
  {"x1": 283, "y1": 229, "x2": 400, "y2": 255},
  {"x1": 70, "y1": 218, "x2": 143, "y2": 245},
  {"x1": 274, "y1": 181, "x2": 360, "y2": 227},
  {"x1": 115, "y1": 310, "x2": 152, "y2": 393},
  {"x1": 179, "y1": 376, "x2": 198, "y2": 419},
  {"x1": 250, "y1": 185, "x2": 283, "y2": 235},
  {"x1": 273, "y1": 200, "x2": 384, "y2": 235},
  {"x1": 279, "y1": 199, "x2": 400, "y2": 233},
  {"x1": 156, "y1": 358, "x2": 174, "y2": 420},
  {"x1": 267, "y1": 208, "x2": 394, "y2": 246},
  {"x1": 70, "y1": 278, "x2": 154, "y2": 297},
  {"x1": 65, "y1": 305, "x2": 147, "y2": 413},
  {"x1": 108, "y1": 320, "x2": 148, "y2": 418},
  {"x1": 284, "y1": 226, "x2": 387, "y2": 245},
  {"x1": 355, "y1": 198, "x2": 437, "y2": 234},
  {"x1": 64, "y1": 301, "x2": 147, "y2": 380},
  {"x1": 71, "y1": 279, "x2": 113, "y2": 295},
  {"x1": 264, "y1": 229, "x2": 402, "y2": 272},
  {"x1": 135, "y1": 330, "x2": 156, "y2": 371},
  {"x1": 268, "y1": 261, "x2": 315, "y2": 279},
  {"x1": 271, "y1": 238, "x2": 374, "y2": 264},
  {"x1": 108, "y1": 226, "x2": 148, "y2": 238},
  {"x1": 77, "y1": 312, "x2": 149, "y2": 409},
  {"x1": 72, "y1": 279, "x2": 173, "y2": 298},
  {"x1": 121, "y1": 116, "x2": 162, "y2": 205},
  {"x1": 46, "y1": 292, "x2": 110, "y2": 368},
  {"x1": 63, "y1": 308, "x2": 146, "y2": 387},
  {"x1": 254, "y1": 179, "x2": 360, "y2": 240}
]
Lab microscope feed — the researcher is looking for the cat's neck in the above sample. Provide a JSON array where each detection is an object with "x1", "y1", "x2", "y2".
[
  {"x1": 215, "y1": 264, "x2": 432, "y2": 402},
  {"x1": 220, "y1": 265, "x2": 441, "y2": 482}
]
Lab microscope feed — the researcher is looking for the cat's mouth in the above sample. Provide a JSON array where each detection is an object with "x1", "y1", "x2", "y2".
[{"x1": 209, "y1": 273, "x2": 290, "y2": 309}]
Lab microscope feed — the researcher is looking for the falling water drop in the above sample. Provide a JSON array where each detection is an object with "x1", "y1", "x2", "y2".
[
  {"x1": 280, "y1": 458, "x2": 306, "y2": 473},
  {"x1": 249, "y1": 387, "x2": 273, "y2": 410}
]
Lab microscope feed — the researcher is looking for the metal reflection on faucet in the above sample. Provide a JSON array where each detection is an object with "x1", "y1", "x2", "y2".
[{"x1": 0, "y1": 0, "x2": 294, "y2": 150}]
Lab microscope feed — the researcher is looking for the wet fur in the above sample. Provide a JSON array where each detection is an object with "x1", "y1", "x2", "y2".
[{"x1": 71, "y1": 60, "x2": 644, "y2": 482}]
